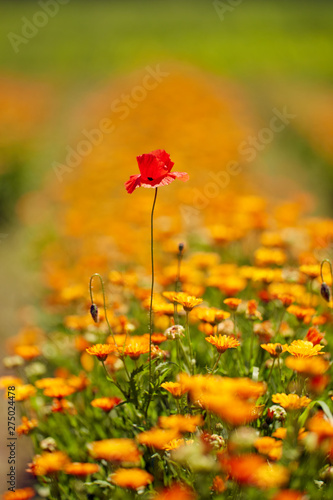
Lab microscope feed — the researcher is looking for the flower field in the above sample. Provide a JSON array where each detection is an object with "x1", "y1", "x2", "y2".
[{"x1": 1, "y1": 2, "x2": 333, "y2": 499}]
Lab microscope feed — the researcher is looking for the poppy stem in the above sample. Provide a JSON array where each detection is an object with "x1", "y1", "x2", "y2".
[
  {"x1": 148, "y1": 188, "x2": 158, "y2": 410},
  {"x1": 89, "y1": 273, "x2": 117, "y2": 347}
]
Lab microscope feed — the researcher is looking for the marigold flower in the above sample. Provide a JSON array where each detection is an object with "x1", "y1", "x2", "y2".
[
  {"x1": 51, "y1": 398, "x2": 76, "y2": 414},
  {"x1": 137, "y1": 428, "x2": 180, "y2": 449},
  {"x1": 255, "y1": 247, "x2": 287, "y2": 266},
  {"x1": 14, "y1": 345, "x2": 41, "y2": 361},
  {"x1": 299, "y1": 264, "x2": 321, "y2": 279},
  {"x1": 253, "y1": 321, "x2": 274, "y2": 342},
  {"x1": 122, "y1": 341, "x2": 150, "y2": 360},
  {"x1": 276, "y1": 293, "x2": 295, "y2": 308},
  {"x1": 110, "y1": 467, "x2": 153, "y2": 489},
  {"x1": 15, "y1": 384, "x2": 36, "y2": 401},
  {"x1": 223, "y1": 298, "x2": 242, "y2": 310},
  {"x1": 272, "y1": 490, "x2": 307, "y2": 500},
  {"x1": 174, "y1": 293, "x2": 203, "y2": 312},
  {"x1": 86, "y1": 344, "x2": 115, "y2": 361},
  {"x1": 261, "y1": 343, "x2": 287, "y2": 358},
  {"x1": 64, "y1": 462, "x2": 100, "y2": 476},
  {"x1": 161, "y1": 382, "x2": 188, "y2": 398},
  {"x1": 35, "y1": 377, "x2": 65, "y2": 389},
  {"x1": 91, "y1": 397, "x2": 122, "y2": 411},
  {"x1": 286, "y1": 340, "x2": 325, "y2": 358},
  {"x1": 195, "y1": 307, "x2": 230, "y2": 325},
  {"x1": 205, "y1": 335, "x2": 240, "y2": 353},
  {"x1": 0, "y1": 376, "x2": 23, "y2": 389},
  {"x1": 43, "y1": 384, "x2": 75, "y2": 399},
  {"x1": 152, "y1": 483, "x2": 196, "y2": 500},
  {"x1": 125, "y1": 149, "x2": 189, "y2": 193},
  {"x1": 88, "y1": 438, "x2": 141, "y2": 464},
  {"x1": 305, "y1": 326, "x2": 324, "y2": 345},
  {"x1": 158, "y1": 414, "x2": 204, "y2": 433},
  {"x1": 199, "y1": 394, "x2": 261, "y2": 426},
  {"x1": 2, "y1": 487, "x2": 36, "y2": 500},
  {"x1": 254, "y1": 436, "x2": 283, "y2": 460},
  {"x1": 17, "y1": 416, "x2": 38, "y2": 436},
  {"x1": 246, "y1": 300, "x2": 262, "y2": 320},
  {"x1": 307, "y1": 411, "x2": 333, "y2": 441},
  {"x1": 28, "y1": 451, "x2": 70, "y2": 476},
  {"x1": 272, "y1": 393, "x2": 311, "y2": 410},
  {"x1": 163, "y1": 438, "x2": 194, "y2": 451},
  {"x1": 287, "y1": 305, "x2": 316, "y2": 323},
  {"x1": 285, "y1": 355, "x2": 330, "y2": 376},
  {"x1": 150, "y1": 333, "x2": 167, "y2": 344},
  {"x1": 211, "y1": 476, "x2": 226, "y2": 493}
]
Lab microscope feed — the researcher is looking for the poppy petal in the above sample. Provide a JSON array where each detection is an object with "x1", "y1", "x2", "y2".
[
  {"x1": 136, "y1": 154, "x2": 169, "y2": 180},
  {"x1": 172, "y1": 171, "x2": 190, "y2": 182},
  {"x1": 125, "y1": 174, "x2": 141, "y2": 194}
]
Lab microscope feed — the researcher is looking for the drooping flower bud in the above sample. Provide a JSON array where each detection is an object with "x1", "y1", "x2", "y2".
[
  {"x1": 90, "y1": 303, "x2": 99, "y2": 323},
  {"x1": 178, "y1": 242, "x2": 185, "y2": 253},
  {"x1": 321, "y1": 282, "x2": 331, "y2": 303}
]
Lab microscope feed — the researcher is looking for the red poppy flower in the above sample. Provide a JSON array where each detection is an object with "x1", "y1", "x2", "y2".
[{"x1": 125, "y1": 149, "x2": 189, "y2": 193}]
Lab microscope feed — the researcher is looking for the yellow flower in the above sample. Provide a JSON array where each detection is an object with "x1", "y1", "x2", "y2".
[
  {"x1": 272, "y1": 393, "x2": 311, "y2": 410},
  {"x1": 110, "y1": 468, "x2": 153, "y2": 489},
  {"x1": 299, "y1": 264, "x2": 321, "y2": 279},
  {"x1": 285, "y1": 355, "x2": 330, "y2": 376},
  {"x1": 286, "y1": 340, "x2": 325, "y2": 358},
  {"x1": 174, "y1": 293, "x2": 203, "y2": 311},
  {"x1": 91, "y1": 397, "x2": 122, "y2": 411},
  {"x1": 254, "y1": 436, "x2": 283, "y2": 460},
  {"x1": 205, "y1": 335, "x2": 240, "y2": 353},
  {"x1": 15, "y1": 385, "x2": 36, "y2": 402},
  {"x1": 223, "y1": 298, "x2": 242, "y2": 310}
]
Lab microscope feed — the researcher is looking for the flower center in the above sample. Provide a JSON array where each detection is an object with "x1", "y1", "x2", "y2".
[{"x1": 148, "y1": 177, "x2": 154, "y2": 181}]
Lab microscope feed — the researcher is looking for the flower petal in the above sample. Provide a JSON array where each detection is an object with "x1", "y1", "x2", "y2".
[{"x1": 125, "y1": 174, "x2": 141, "y2": 194}]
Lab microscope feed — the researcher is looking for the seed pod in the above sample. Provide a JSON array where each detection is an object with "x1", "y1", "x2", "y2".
[
  {"x1": 90, "y1": 303, "x2": 99, "y2": 323},
  {"x1": 321, "y1": 282, "x2": 331, "y2": 303}
]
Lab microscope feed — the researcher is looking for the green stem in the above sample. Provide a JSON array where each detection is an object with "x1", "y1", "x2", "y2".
[
  {"x1": 89, "y1": 273, "x2": 117, "y2": 346},
  {"x1": 212, "y1": 352, "x2": 222, "y2": 373},
  {"x1": 146, "y1": 188, "x2": 158, "y2": 416},
  {"x1": 266, "y1": 358, "x2": 276, "y2": 386},
  {"x1": 185, "y1": 311, "x2": 194, "y2": 374}
]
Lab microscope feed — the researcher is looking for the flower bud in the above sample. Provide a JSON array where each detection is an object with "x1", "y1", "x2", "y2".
[
  {"x1": 90, "y1": 303, "x2": 99, "y2": 323},
  {"x1": 178, "y1": 242, "x2": 185, "y2": 253},
  {"x1": 321, "y1": 282, "x2": 331, "y2": 303}
]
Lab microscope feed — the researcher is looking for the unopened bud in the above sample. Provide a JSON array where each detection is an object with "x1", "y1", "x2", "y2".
[
  {"x1": 275, "y1": 344, "x2": 283, "y2": 355},
  {"x1": 90, "y1": 303, "x2": 99, "y2": 323},
  {"x1": 178, "y1": 242, "x2": 185, "y2": 253},
  {"x1": 321, "y1": 282, "x2": 331, "y2": 303}
]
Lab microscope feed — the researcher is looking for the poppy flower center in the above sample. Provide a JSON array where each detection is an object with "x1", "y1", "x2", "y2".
[{"x1": 148, "y1": 177, "x2": 154, "y2": 181}]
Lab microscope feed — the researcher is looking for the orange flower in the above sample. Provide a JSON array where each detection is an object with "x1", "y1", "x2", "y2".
[
  {"x1": 286, "y1": 340, "x2": 325, "y2": 358},
  {"x1": 287, "y1": 305, "x2": 316, "y2": 323},
  {"x1": 246, "y1": 300, "x2": 262, "y2": 320},
  {"x1": 205, "y1": 335, "x2": 240, "y2": 353},
  {"x1": 276, "y1": 294, "x2": 295, "y2": 308},
  {"x1": 43, "y1": 384, "x2": 75, "y2": 399},
  {"x1": 223, "y1": 298, "x2": 242, "y2": 310},
  {"x1": 200, "y1": 394, "x2": 262, "y2": 426},
  {"x1": 307, "y1": 411, "x2": 333, "y2": 441},
  {"x1": 272, "y1": 393, "x2": 311, "y2": 410},
  {"x1": 88, "y1": 439, "x2": 141, "y2": 464},
  {"x1": 65, "y1": 462, "x2": 100, "y2": 476},
  {"x1": 2, "y1": 487, "x2": 35, "y2": 500},
  {"x1": 151, "y1": 333, "x2": 167, "y2": 344},
  {"x1": 285, "y1": 356, "x2": 329, "y2": 376},
  {"x1": 137, "y1": 428, "x2": 180, "y2": 449},
  {"x1": 261, "y1": 343, "x2": 286, "y2": 358},
  {"x1": 196, "y1": 307, "x2": 230, "y2": 325},
  {"x1": 91, "y1": 397, "x2": 122, "y2": 411},
  {"x1": 0, "y1": 376, "x2": 23, "y2": 389},
  {"x1": 152, "y1": 483, "x2": 196, "y2": 500},
  {"x1": 14, "y1": 345, "x2": 41, "y2": 361},
  {"x1": 51, "y1": 398, "x2": 76, "y2": 414},
  {"x1": 305, "y1": 326, "x2": 324, "y2": 345},
  {"x1": 158, "y1": 414, "x2": 204, "y2": 433},
  {"x1": 272, "y1": 490, "x2": 307, "y2": 500},
  {"x1": 86, "y1": 344, "x2": 115, "y2": 361},
  {"x1": 211, "y1": 476, "x2": 226, "y2": 493},
  {"x1": 110, "y1": 468, "x2": 153, "y2": 489},
  {"x1": 35, "y1": 377, "x2": 66, "y2": 389},
  {"x1": 254, "y1": 436, "x2": 283, "y2": 460},
  {"x1": 122, "y1": 341, "x2": 150, "y2": 360},
  {"x1": 17, "y1": 416, "x2": 38, "y2": 436},
  {"x1": 161, "y1": 382, "x2": 188, "y2": 399},
  {"x1": 174, "y1": 293, "x2": 203, "y2": 312},
  {"x1": 15, "y1": 385, "x2": 36, "y2": 402},
  {"x1": 163, "y1": 438, "x2": 194, "y2": 451},
  {"x1": 28, "y1": 451, "x2": 70, "y2": 476}
]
